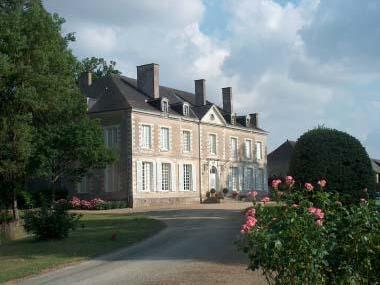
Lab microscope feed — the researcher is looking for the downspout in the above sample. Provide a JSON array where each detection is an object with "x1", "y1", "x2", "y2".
[{"x1": 198, "y1": 121, "x2": 202, "y2": 203}]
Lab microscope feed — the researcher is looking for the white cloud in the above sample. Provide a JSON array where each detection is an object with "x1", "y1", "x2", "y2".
[{"x1": 44, "y1": 0, "x2": 380, "y2": 157}]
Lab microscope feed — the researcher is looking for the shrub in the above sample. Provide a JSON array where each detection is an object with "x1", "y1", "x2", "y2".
[
  {"x1": 24, "y1": 203, "x2": 81, "y2": 240},
  {"x1": 210, "y1": 188, "x2": 216, "y2": 194},
  {"x1": 238, "y1": 178, "x2": 380, "y2": 285},
  {"x1": 222, "y1": 188, "x2": 228, "y2": 195},
  {"x1": 289, "y1": 128, "x2": 375, "y2": 200}
]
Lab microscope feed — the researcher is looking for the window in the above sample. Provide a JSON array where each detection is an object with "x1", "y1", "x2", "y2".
[
  {"x1": 245, "y1": 168, "x2": 254, "y2": 191},
  {"x1": 77, "y1": 176, "x2": 88, "y2": 193},
  {"x1": 142, "y1": 162, "x2": 153, "y2": 191},
  {"x1": 376, "y1": 173, "x2": 379, "y2": 184},
  {"x1": 230, "y1": 167, "x2": 239, "y2": 191},
  {"x1": 246, "y1": 117, "x2": 250, "y2": 127},
  {"x1": 245, "y1": 139, "x2": 252, "y2": 159},
  {"x1": 162, "y1": 100, "x2": 169, "y2": 113},
  {"x1": 209, "y1": 134, "x2": 217, "y2": 155},
  {"x1": 160, "y1": 127, "x2": 170, "y2": 151},
  {"x1": 182, "y1": 130, "x2": 191, "y2": 152},
  {"x1": 104, "y1": 126, "x2": 119, "y2": 148},
  {"x1": 231, "y1": 137, "x2": 238, "y2": 159},
  {"x1": 105, "y1": 164, "x2": 119, "y2": 192},
  {"x1": 256, "y1": 168, "x2": 264, "y2": 191},
  {"x1": 231, "y1": 114, "x2": 236, "y2": 125},
  {"x1": 161, "y1": 163, "x2": 172, "y2": 191},
  {"x1": 141, "y1": 125, "x2": 152, "y2": 149},
  {"x1": 183, "y1": 104, "x2": 189, "y2": 116},
  {"x1": 256, "y1": 141, "x2": 263, "y2": 160},
  {"x1": 183, "y1": 164, "x2": 193, "y2": 191}
]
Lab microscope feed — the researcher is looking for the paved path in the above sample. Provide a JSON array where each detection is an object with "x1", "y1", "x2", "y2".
[{"x1": 16, "y1": 203, "x2": 267, "y2": 285}]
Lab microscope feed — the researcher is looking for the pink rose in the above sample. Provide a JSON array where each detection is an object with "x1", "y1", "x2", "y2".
[
  {"x1": 285, "y1": 176, "x2": 294, "y2": 185},
  {"x1": 261, "y1": 197, "x2": 270, "y2": 204},
  {"x1": 245, "y1": 208, "x2": 256, "y2": 217},
  {"x1": 318, "y1": 179, "x2": 327, "y2": 188},
  {"x1": 360, "y1": 198, "x2": 367, "y2": 203},
  {"x1": 316, "y1": 219, "x2": 323, "y2": 227},
  {"x1": 291, "y1": 204, "x2": 299, "y2": 208},
  {"x1": 305, "y1": 183, "x2": 314, "y2": 191},
  {"x1": 248, "y1": 191, "x2": 258, "y2": 198},
  {"x1": 271, "y1": 179, "x2": 282, "y2": 189}
]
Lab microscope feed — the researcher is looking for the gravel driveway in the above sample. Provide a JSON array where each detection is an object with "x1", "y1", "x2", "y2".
[{"x1": 16, "y1": 202, "x2": 267, "y2": 285}]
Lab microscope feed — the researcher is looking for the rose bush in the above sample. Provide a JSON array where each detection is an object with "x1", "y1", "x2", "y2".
[
  {"x1": 238, "y1": 177, "x2": 380, "y2": 285},
  {"x1": 58, "y1": 197, "x2": 128, "y2": 210}
]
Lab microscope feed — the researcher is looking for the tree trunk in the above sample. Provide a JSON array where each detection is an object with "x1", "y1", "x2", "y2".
[{"x1": 12, "y1": 187, "x2": 19, "y2": 221}]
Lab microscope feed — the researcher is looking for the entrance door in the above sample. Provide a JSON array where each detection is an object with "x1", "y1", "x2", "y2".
[{"x1": 210, "y1": 166, "x2": 218, "y2": 190}]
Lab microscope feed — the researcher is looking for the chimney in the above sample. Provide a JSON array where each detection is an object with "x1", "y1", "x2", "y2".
[
  {"x1": 222, "y1": 87, "x2": 233, "y2": 113},
  {"x1": 137, "y1": 63, "x2": 159, "y2": 99},
  {"x1": 87, "y1": 72, "x2": 92, "y2": 86},
  {"x1": 195, "y1": 79, "x2": 206, "y2": 106},
  {"x1": 250, "y1": 113, "x2": 259, "y2": 128}
]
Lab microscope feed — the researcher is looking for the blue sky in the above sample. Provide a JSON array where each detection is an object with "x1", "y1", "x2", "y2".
[{"x1": 44, "y1": 0, "x2": 380, "y2": 158}]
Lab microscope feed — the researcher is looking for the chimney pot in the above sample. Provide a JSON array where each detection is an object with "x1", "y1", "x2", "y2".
[
  {"x1": 222, "y1": 87, "x2": 233, "y2": 113},
  {"x1": 137, "y1": 63, "x2": 159, "y2": 99},
  {"x1": 195, "y1": 79, "x2": 206, "y2": 106},
  {"x1": 251, "y1": 113, "x2": 259, "y2": 128}
]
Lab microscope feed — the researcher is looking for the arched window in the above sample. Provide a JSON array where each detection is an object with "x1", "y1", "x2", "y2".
[
  {"x1": 162, "y1": 99, "x2": 169, "y2": 113},
  {"x1": 183, "y1": 103, "x2": 189, "y2": 116}
]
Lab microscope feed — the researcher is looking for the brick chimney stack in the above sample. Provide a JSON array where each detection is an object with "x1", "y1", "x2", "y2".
[{"x1": 137, "y1": 63, "x2": 160, "y2": 99}]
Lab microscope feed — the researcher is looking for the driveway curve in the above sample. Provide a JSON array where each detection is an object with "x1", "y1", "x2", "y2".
[{"x1": 16, "y1": 202, "x2": 266, "y2": 285}]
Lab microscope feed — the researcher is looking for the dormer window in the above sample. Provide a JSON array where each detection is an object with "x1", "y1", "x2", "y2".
[
  {"x1": 161, "y1": 98, "x2": 169, "y2": 113},
  {"x1": 246, "y1": 116, "x2": 250, "y2": 127},
  {"x1": 183, "y1": 103, "x2": 189, "y2": 116},
  {"x1": 231, "y1": 114, "x2": 236, "y2": 125}
]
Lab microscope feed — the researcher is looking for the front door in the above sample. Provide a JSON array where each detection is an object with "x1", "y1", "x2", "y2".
[{"x1": 210, "y1": 166, "x2": 218, "y2": 190}]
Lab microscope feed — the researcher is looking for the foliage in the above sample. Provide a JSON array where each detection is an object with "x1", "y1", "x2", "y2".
[
  {"x1": 0, "y1": 0, "x2": 115, "y2": 209},
  {"x1": 238, "y1": 178, "x2": 380, "y2": 285},
  {"x1": 58, "y1": 196, "x2": 129, "y2": 210},
  {"x1": 289, "y1": 127, "x2": 376, "y2": 201},
  {"x1": 78, "y1": 57, "x2": 121, "y2": 80},
  {"x1": 23, "y1": 202, "x2": 81, "y2": 240}
]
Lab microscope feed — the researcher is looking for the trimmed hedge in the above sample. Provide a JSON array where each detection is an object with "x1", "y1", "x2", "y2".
[{"x1": 289, "y1": 128, "x2": 375, "y2": 201}]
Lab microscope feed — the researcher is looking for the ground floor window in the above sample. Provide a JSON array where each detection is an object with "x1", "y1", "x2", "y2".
[
  {"x1": 142, "y1": 162, "x2": 153, "y2": 191},
  {"x1": 244, "y1": 168, "x2": 254, "y2": 191},
  {"x1": 77, "y1": 176, "x2": 88, "y2": 193},
  {"x1": 230, "y1": 167, "x2": 239, "y2": 191},
  {"x1": 183, "y1": 164, "x2": 193, "y2": 191},
  {"x1": 255, "y1": 168, "x2": 264, "y2": 191},
  {"x1": 105, "y1": 163, "x2": 119, "y2": 192},
  {"x1": 161, "y1": 163, "x2": 172, "y2": 191}
]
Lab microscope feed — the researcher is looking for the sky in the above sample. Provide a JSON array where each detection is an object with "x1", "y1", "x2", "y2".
[{"x1": 44, "y1": 0, "x2": 380, "y2": 158}]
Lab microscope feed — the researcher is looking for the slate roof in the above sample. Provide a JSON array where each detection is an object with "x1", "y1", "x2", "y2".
[
  {"x1": 82, "y1": 74, "x2": 266, "y2": 132},
  {"x1": 371, "y1": 159, "x2": 380, "y2": 173}
]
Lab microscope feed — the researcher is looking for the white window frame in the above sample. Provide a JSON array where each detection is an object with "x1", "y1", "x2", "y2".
[
  {"x1": 230, "y1": 167, "x2": 239, "y2": 191},
  {"x1": 183, "y1": 103, "x2": 190, "y2": 116},
  {"x1": 182, "y1": 130, "x2": 192, "y2": 153},
  {"x1": 162, "y1": 99, "x2": 169, "y2": 113},
  {"x1": 230, "y1": 137, "x2": 238, "y2": 159},
  {"x1": 141, "y1": 161, "x2": 153, "y2": 192},
  {"x1": 256, "y1": 141, "x2": 263, "y2": 161},
  {"x1": 209, "y1": 133, "x2": 217, "y2": 155},
  {"x1": 141, "y1": 124, "x2": 152, "y2": 150},
  {"x1": 245, "y1": 139, "x2": 252, "y2": 159},
  {"x1": 244, "y1": 167, "x2": 254, "y2": 191},
  {"x1": 255, "y1": 168, "x2": 264, "y2": 191},
  {"x1": 183, "y1": 164, "x2": 193, "y2": 191},
  {"x1": 160, "y1": 127, "x2": 170, "y2": 151},
  {"x1": 161, "y1": 162, "x2": 172, "y2": 191}
]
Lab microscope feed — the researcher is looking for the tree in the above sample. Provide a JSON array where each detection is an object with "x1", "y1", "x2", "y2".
[
  {"x1": 289, "y1": 127, "x2": 375, "y2": 201},
  {"x1": 78, "y1": 57, "x2": 121, "y2": 81},
  {"x1": 0, "y1": 0, "x2": 114, "y2": 212}
]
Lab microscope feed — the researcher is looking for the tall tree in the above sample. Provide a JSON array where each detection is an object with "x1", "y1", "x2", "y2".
[
  {"x1": 0, "y1": 0, "x2": 114, "y2": 213},
  {"x1": 78, "y1": 57, "x2": 121, "y2": 80}
]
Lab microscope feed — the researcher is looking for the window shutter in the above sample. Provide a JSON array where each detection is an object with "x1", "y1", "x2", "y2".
[
  {"x1": 192, "y1": 163, "x2": 197, "y2": 192},
  {"x1": 137, "y1": 161, "x2": 142, "y2": 192},
  {"x1": 239, "y1": 166, "x2": 244, "y2": 191},
  {"x1": 179, "y1": 163, "x2": 183, "y2": 191},
  {"x1": 152, "y1": 162, "x2": 156, "y2": 192},
  {"x1": 171, "y1": 163, "x2": 176, "y2": 192},
  {"x1": 156, "y1": 162, "x2": 162, "y2": 191}
]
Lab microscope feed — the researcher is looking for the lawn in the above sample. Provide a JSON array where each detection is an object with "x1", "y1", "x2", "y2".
[{"x1": 0, "y1": 214, "x2": 166, "y2": 283}]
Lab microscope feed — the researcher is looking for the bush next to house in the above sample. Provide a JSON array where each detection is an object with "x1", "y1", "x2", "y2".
[
  {"x1": 289, "y1": 127, "x2": 376, "y2": 201},
  {"x1": 58, "y1": 197, "x2": 129, "y2": 210},
  {"x1": 24, "y1": 202, "x2": 81, "y2": 240},
  {"x1": 238, "y1": 178, "x2": 380, "y2": 285}
]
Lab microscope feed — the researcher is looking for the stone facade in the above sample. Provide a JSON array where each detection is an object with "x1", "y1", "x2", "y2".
[{"x1": 74, "y1": 63, "x2": 268, "y2": 207}]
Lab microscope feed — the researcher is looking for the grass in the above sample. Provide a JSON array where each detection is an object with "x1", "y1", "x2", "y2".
[{"x1": 0, "y1": 214, "x2": 166, "y2": 283}]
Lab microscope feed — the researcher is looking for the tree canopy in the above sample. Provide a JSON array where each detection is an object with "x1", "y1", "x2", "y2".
[{"x1": 289, "y1": 127, "x2": 375, "y2": 201}]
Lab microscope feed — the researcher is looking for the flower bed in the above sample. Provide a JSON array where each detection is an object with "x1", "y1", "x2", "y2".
[
  {"x1": 56, "y1": 197, "x2": 129, "y2": 210},
  {"x1": 238, "y1": 177, "x2": 380, "y2": 285}
]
